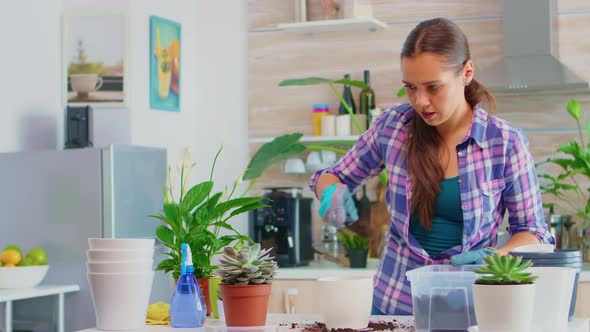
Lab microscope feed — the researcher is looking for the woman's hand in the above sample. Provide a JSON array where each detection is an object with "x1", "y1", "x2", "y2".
[
  {"x1": 319, "y1": 183, "x2": 359, "y2": 228},
  {"x1": 450, "y1": 248, "x2": 495, "y2": 266}
]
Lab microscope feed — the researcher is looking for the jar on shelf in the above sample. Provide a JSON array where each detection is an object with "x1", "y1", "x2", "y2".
[{"x1": 312, "y1": 103, "x2": 330, "y2": 136}]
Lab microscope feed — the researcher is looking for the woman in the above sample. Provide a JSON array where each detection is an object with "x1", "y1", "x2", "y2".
[{"x1": 309, "y1": 18, "x2": 554, "y2": 315}]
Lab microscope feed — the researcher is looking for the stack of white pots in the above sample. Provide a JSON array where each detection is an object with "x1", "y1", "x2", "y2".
[{"x1": 86, "y1": 238, "x2": 155, "y2": 330}]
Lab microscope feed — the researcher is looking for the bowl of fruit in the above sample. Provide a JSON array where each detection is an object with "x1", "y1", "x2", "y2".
[{"x1": 0, "y1": 245, "x2": 49, "y2": 288}]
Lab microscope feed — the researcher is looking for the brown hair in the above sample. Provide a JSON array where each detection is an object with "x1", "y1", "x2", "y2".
[{"x1": 401, "y1": 18, "x2": 495, "y2": 231}]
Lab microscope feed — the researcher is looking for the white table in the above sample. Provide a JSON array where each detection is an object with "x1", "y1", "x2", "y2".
[
  {"x1": 0, "y1": 284, "x2": 80, "y2": 332},
  {"x1": 76, "y1": 314, "x2": 589, "y2": 332}
]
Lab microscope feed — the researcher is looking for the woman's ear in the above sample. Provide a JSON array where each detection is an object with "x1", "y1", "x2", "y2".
[{"x1": 463, "y1": 60, "x2": 474, "y2": 85}]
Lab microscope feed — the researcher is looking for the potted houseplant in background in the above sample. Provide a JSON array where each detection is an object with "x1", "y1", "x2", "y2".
[
  {"x1": 216, "y1": 243, "x2": 278, "y2": 326},
  {"x1": 337, "y1": 230, "x2": 370, "y2": 268},
  {"x1": 538, "y1": 99, "x2": 590, "y2": 251},
  {"x1": 472, "y1": 254, "x2": 537, "y2": 332},
  {"x1": 151, "y1": 147, "x2": 268, "y2": 315}
]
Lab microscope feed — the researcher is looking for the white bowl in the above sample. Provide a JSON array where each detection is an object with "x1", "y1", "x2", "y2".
[
  {"x1": 88, "y1": 238, "x2": 155, "y2": 251},
  {"x1": 87, "y1": 249, "x2": 154, "y2": 263},
  {"x1": 317, "y1": 276, "x2": 373, "y2": 329},
  {"x1": 87, "y1": 260, "x2": 153, "y2": 273},
  {"x1": 88, "y1": 271, "x2": 154, "y2": 330},
  {"x1": 0, "y1": 265, "x2": 49, "y2": 288}
]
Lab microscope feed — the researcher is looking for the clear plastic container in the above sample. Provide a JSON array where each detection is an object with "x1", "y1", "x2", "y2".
[{"x1": 406, "y1": 265, "x2": 479, "y2": 332}]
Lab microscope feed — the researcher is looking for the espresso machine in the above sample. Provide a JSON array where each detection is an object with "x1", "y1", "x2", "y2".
[{"x1": 249, "y1": 187, "x2": 313, "y2": 267}]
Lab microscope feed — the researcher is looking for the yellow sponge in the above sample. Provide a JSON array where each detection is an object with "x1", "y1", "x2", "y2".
[{"x1": 146, "y1": 302, "x2": 170, "y2": 325}]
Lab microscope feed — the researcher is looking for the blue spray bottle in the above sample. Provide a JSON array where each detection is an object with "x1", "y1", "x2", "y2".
[{"x1": 170, "y1": 243, "x2": 207, "y2": 327}]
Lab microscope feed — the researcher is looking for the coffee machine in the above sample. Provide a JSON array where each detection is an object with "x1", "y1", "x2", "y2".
[{"x1": 249, "y1": 187, "x2": 313, "y2": 267}]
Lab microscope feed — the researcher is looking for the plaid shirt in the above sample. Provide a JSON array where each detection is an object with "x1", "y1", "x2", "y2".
[{"x1": 309, "y1": 104, "x2": 554, "y2": 315}]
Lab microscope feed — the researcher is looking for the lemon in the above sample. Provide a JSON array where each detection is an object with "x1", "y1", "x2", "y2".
[
  {"x1": 2, "y1": 245, "x2": 22, "y2": 258},
  {"x1": 0, "y1": 249, "x2": 21, "y2": 265},
  {"x1": 3, "y1": 263, "x2": 16, "y2": 267}
]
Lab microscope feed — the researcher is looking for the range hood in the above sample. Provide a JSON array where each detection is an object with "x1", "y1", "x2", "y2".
[{"x1": 477, "y1": 0, "x2": 590, "y2": 95}]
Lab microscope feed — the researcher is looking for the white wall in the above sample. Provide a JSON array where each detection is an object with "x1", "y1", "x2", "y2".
[
  {"x1": 0, "y1": 1, "x2": 63, "y2": 152},
  {"x1": 1, "y1": 0, "x2": 249, "y2": 329},
  {"x1": 2, "y1": 0, "x2": 249, "y2": 215}
]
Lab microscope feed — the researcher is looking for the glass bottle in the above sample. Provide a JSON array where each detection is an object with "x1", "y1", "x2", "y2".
[{"x1": 359, "y1": 69, "x2": 375, "y2": 131}]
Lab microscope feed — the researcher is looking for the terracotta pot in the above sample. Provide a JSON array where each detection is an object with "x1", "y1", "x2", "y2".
[
  {"x1": 220, "y1": 283, "x2": 271, "y2": 326},
  {"x1": 196, "y1": 278, "x2": 211, "y2": 316}
]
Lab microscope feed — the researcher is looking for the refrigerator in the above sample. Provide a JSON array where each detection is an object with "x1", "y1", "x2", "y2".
[{"x1": 0, "y1": 144, "x2": 172, "y2": 331}]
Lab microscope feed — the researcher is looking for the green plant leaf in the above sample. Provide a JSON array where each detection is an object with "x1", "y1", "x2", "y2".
[
  {"x1": 181, "y1": 181, "x2": 214, "y2": 214},
  {"x1": 156, "y1": 258, "x2": 178, "y2": 273},
  {"x1": 163, "y1": 204, "x2": 180, "y2": 225},
  {"x1": 150, "y1": 214, "x2": 179, "y2": 234},
  {"x1": 156, "y1": 225, "x2": 175, "y2": 247},
  {"x1": 279, "y1": 77, "x2": 367, "y2": 89},
  {"x1": 215, "y1": 197, "x2": 266, "y2": 216},
  {"x1": 567, "y1": 99, "x2": 581, "y2": 120},
  {"x1": 397, "y1": 87, "x2": 407, "y2": 97},
  {"x1": 229, "y1": 202, "x2": 270, "y2": 218},
  {"x1": 243, "y1": 133, "x2": 306, "y2": 181}
]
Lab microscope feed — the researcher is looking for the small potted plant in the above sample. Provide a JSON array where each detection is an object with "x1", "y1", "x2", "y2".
[
  {"x1": 472, "y1": 254, "x2": 537, "y2": 332},
  {"x1": 337, "y1": 230, "x2": 370, "y2": 268},
  {"x1": 216, "y1": 243, "x2": 278, "y2": 326}
]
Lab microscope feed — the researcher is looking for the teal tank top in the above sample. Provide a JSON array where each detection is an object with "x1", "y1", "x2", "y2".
[{"x1": 409, "y1": 176, "x2": 464, "y2": 257}]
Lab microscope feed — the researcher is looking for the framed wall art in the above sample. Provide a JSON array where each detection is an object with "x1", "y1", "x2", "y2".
[
  {"x1": 63, "y1": 14, "x2": 128, "y2": 107},
  {"x1": 149, "y1": 16, "x2": 181, "y2": 112}
]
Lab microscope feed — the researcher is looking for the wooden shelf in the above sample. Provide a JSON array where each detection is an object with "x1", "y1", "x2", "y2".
[
  {"x1": 248, "y1": 135, "x2": 359, "y2": 144},
  {"x1": 275, "y1": 17, "x2": 387, "y2": 33}
]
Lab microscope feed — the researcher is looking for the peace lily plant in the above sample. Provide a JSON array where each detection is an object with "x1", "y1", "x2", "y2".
[{"x1": 151, "y1": 147, "x2": 267, "y2": 280}]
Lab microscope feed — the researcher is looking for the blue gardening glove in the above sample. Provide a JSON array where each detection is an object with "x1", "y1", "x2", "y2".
[
  {"x1": 450, "y1": 248, "x2": 495, "y2": 266},
  {"x1": 318, "y1": 183, "x2": 359, "y2": 228}
]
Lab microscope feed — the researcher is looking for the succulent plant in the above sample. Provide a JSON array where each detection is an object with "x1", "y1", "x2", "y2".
[
  {"x1": 216, "y1": 243, "x2": 278, "y2": 285},
  {"x1": 474, "y1": 254, "x2": 537, "y2": 285}
]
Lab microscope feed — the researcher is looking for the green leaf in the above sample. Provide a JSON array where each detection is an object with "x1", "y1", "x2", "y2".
[
  {"x1": 567, "y1": 99, "x2": 581, "y2": 120},
  {"x1": 215, "y1": 197, "x2": 266, "y2": 216},
  {"x1": 181, "y1": 181, "x2": 214, "y2": 213},
  {"x1": 163, "y1": 204, "x2": 180, "y2": 225},
  {"x1": 279, "y1": 77, "x2": 367, "y2": 89},
  {"x1": 229, "y1": 202, "x2": 270, "y2": 218},
  {"x1": 332, "y1": 78, "x2": 367, "y2": 89},
  {"x1": 243, "y1": 133, "x2": 306, "y2": 181},
  {"x1": 155, "y1": 225, "x2": 175, "y2": 247},
  {"x1": 156, "y1": 258, "x2": 178, "y2": 273},
  {"x1": 396, "y1": 87, "x2": 406, "y2": 98},
  {"x1": 150, "y1": 214, "x2": 179, "y2": 233}
]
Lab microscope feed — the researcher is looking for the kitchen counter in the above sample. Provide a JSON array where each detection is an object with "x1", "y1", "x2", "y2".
[
  {"x1": 276, "y1": 259, "x2": 379, "y2": 280},
  {"x1": 77, "y1": 313, "x2": 589, "y2": 332},
  {"x1": 277, "y1": 260, "x2": 590, "y2": 281}
]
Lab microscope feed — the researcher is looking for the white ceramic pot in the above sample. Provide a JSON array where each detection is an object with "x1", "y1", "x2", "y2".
[
  {"x1": 87, "y1": 271, "x2": 154, "y2": 330},
  {"x1": 526, "y1": 267, "x2": 576, "y2": 332},
  {"x1": 86, "y1": 249, "x2": 154, "y2": 262},
  {"x1": 472, "y1": 283, "x2": 535, "y2": 332},
  {"x1": 88, "y1": 238, "x2": 155, "y2": 251},
  {"x1": 318, "y1": 276, "x2": 373, "y2": 329},
  {"x1": 86, "y1": 260, "x2": 153, "y2": 273}
]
